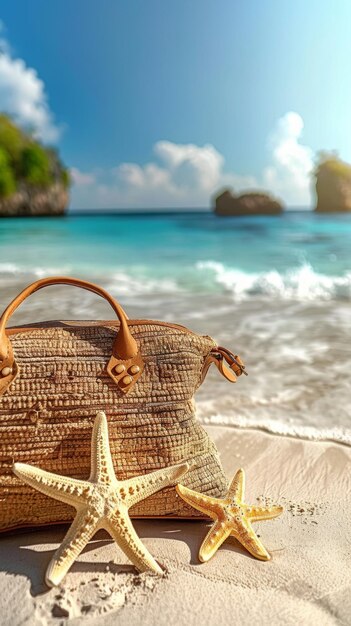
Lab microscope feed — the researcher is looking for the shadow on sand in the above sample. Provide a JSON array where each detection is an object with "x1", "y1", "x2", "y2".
[{"x1": 0, "y1": 519, "x2": 254, "y2": 596}]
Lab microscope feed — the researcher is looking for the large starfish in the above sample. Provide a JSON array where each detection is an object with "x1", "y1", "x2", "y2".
[
  {"x1": 13, "y1": 411, "x2": 189, "y2": 586},
  {"x1": 176, "y1": 468, "x2": 283, "y2": 562}
]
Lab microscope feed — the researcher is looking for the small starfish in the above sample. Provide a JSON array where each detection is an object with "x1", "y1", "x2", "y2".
[
  {"x1": 176, "y1": 468, "x2": 283, "y2": 562},
  {"x1": 13, "y1": 411, "x2": 189, "y2": 586}
]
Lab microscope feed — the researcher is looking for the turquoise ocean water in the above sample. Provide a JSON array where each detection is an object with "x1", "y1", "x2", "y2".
[
  {"x1": 1, "y1": 211, "x2": 351, "y2": 293},
  {"x1": 0, "y1": 211, "x2": 351, "y2": 443}
]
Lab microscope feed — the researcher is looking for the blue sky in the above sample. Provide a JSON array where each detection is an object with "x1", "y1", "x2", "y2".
[{"x1": 0, "y1": 0, "x2": 350, "y2": 209}]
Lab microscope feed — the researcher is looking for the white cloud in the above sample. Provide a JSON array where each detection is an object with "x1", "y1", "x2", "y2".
[
  {"x1": 154, "y1": 141, "x2": 224, "y2": 191},
  {"x1": 262, "y1": 112, "x2": 314, "y2": 206},
  {"x1": 70, "y1": 167, "x2": 95, "y2": 186},
  {"x1": 71, "y1": 141, "x2": 255, "y2": 209},
  {"x1": 0, "y1": 25, "x2": 60, "y2": 142},
  {"x1": 71, "y1": 111, "x2": 315, "y2": 210}
]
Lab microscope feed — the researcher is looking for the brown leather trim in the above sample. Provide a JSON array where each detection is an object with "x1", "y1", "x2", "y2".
[{"x1": 6, "y1": 319, "x2": 195, "y2": 336}]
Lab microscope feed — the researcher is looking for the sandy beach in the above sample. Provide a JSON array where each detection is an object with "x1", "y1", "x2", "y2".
[
  {"x1": 1, "y1": 2, "x2": 351, "y2": 623},
  {"x1": 1, "y1": 425, "x2": 350, "y2": 626}
]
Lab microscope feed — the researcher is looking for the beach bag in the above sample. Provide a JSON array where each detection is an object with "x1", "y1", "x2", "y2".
[{"x1": 0, "y1": 277, "x2": 246, "y2": 531}]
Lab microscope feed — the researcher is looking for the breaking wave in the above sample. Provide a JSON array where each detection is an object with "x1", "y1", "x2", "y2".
[
  {"x1": 1, "y1": 261, "x2": 351, "y2": 301},
  {"x1": 195, "y1": 261, "x2": 351, "y2": 301}
]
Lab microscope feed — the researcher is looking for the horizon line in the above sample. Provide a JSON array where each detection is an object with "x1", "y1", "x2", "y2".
[{"x1": 67, "y1": 206, "x2": 311, "y2": 216}]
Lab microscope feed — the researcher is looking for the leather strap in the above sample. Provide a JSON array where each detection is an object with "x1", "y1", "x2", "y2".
[
  {"x1": 0, "y1": 277, "x2": 144, "y2": 395},
  {"x1": 216, "y1": 346, "x2": 247, "y2": 377},
  {"x1": 201, "y1": 347, "x2": 247, "y2": 384}
]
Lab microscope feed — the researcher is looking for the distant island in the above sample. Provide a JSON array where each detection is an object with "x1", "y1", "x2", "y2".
[
  {"x1": 314, "y1": 154, "x2": 351, "y2": 213},
  {"x1": 213, "y1": 154, "x2": 351, "y2": 216},
  {"x1": 0, "y1": 115, "x2": 70, "y2": 217},
  {"x1": 2, "y1": 115, "x2": 351, "y2": 217},
  {"x1": 214, "y1": 189, "x2": 283, "y2": 216}
]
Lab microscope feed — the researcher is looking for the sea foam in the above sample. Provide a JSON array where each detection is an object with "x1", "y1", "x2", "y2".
[
  {"x1": 196, "y1": 261, "x2": 351, "y2": 301},
  {"x1": 200, "y1": 412, "x2": 351, "y2": 446},
  {"x1": 1, "y1": 261, "x2": 351, "y2": 301}
]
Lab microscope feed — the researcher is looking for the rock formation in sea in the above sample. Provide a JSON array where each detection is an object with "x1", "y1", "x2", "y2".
[
  {"x1": 214, "y1": 188, "x2": 283, "y2": 216},
  {"x1": 314, "y1": 154, "x2": 351, "y2": 213},
  {"x1": 0, "y1": 115, "x2": 70, "y2": 217}
]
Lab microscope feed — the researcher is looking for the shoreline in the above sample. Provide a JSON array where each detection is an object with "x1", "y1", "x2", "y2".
[
  {"x1": 1, "y1": 424, "x2": 350, "y2": 625},
  {"x1": 200, "y1": 415, "x2": 351, "y2": 447}
]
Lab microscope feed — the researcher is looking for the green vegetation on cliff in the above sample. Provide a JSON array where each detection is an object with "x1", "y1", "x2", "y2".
[
  {"x1": 0, "y1": 147, "x2": 16, "y2": 197},
  {"x1": 314, "y1": 153, "x2": 351, "y2": 212},
  {"x1": 0, "y1": 115, "x2": 70, "y2": 199},
  {"x1": 314, "y1": 152, "x2": 351, "y2": 179}
]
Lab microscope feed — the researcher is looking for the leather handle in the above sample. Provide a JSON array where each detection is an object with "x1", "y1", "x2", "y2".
[{"x1": 0, "y1": 276, "x2": 144, "y2": 395}]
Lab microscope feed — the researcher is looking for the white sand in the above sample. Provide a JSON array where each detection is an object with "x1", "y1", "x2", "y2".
[{"x1": 1, "y1": 426, "x2": 350, "y2": 625}]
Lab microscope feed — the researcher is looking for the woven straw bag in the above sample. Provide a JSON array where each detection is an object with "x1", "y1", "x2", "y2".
[{"x1": 0, "y1": 277, "x2": 246, "y2": 532}]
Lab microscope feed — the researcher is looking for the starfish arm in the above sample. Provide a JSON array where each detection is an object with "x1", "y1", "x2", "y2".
[
  {"x1": 176, "y1": 484, "x2": 222, "y2": 520},
  {"x1": 245, "y1": 504, "x2": 283, "y2": 522},
  {"x1": 228, "y1": 468, "x2": 245, "y2": 502},
  {"x1": 45, "y1": 509, "x2": 98, "y2": 587},
  {"x1": 106, "y1": 512, "x2": 163, "y2": 575},
  {"x1": 13, "y1": 462, "x2": 87, "y2": 508},
  {"x1": 231, "y1": 517, "x2": 271, "y2": 561},
  {"x1": 198, "y1": 520, "x2": 232, "y2": 563},
  {"x1": 123, "y1": 462, "x2": 189, "y2": 508},
  {"x1": 89, "y1": 411, "x2": 116, "y2": 484}
]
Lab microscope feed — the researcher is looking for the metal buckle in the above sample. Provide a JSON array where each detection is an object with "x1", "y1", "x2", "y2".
[
  {"x1": 217, "y1": 346, "x2": 248, "y2": 376},
  {"x1": 231, "y1": 356, "x2": 248, "y2": 376}
]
